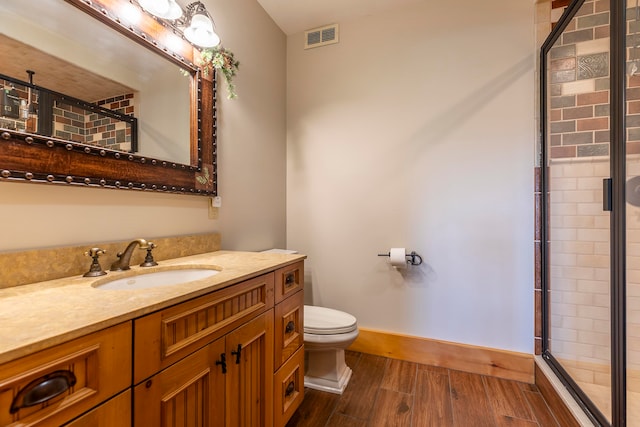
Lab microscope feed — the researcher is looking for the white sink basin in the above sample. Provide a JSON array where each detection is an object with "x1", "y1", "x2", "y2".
[{"x1": 93, "y1": 268, "x2": 220, "y2": 290}]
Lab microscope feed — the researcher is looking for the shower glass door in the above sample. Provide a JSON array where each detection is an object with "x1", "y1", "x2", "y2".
[
  {"x1": 627, "y1": 1, "x2": 640, "y2": 421},
  {"x1": 544, "y1": 0, "x2": 612, "y2": 423}
]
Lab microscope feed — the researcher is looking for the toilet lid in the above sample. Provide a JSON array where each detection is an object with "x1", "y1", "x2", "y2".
[{"x1": 304, "y1": 305, "x2": 357, "y2": 335}]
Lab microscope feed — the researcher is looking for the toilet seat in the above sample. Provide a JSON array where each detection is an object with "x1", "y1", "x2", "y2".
[{"x1": 304, "y1": 305, "x2": 357, "y2": 335}]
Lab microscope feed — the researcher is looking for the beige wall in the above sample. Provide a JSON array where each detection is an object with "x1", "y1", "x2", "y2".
[
  {"x1": 0, "y1": 0, "x2": 287, "y2": 252},
  {"x1": 286, "y1": 0, "x2": 536, "y2": 352},
  {"x1": 1, "y1": 0, "x2": 538, "y2": 355}
]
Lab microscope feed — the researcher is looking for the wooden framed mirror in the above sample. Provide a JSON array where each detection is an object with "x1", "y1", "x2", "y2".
[{"x1": 0, "y1": 0, "x2": 217, "y2": 195}]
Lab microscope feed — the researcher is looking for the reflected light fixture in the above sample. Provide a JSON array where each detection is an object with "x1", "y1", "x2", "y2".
[
  {"x1": 137, "y1": 0, "x2": 183, "y2": 20},
  {"x1": 182, "y1": 2, "x2": 220, "y2": 48}
]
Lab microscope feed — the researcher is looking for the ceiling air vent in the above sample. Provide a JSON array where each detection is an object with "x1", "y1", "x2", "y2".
[{"x1": 304, "y1": 24, "x2": 339, "y2": 49}]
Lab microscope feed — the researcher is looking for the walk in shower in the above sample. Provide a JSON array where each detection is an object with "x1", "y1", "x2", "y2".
[{"x1": 541, "y1": 0, "x2": 639, "y2": 425}]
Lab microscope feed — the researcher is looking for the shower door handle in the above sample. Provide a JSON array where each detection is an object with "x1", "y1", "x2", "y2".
[{"x1": 603, "y1": 178, "x2": 612, "y2": 212}]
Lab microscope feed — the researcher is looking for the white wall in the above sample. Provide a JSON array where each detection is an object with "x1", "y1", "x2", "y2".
[
  {"x1": 208, "y1": 0, "x2": 288, "y2": 251},
  {"x1": 0, "y1": 0, "x2": 287, "y2": 252},
  {"x1": 286, "y1": 0, "x2": 535, "y2": 352}
]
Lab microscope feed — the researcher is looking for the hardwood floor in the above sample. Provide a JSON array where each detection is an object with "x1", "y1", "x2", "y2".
[{"x1": 287, "y1": 351, "x2": 563, "y2": 427}]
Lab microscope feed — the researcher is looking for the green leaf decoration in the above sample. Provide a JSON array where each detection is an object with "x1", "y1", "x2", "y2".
[
  {"x1": 196, "y1": 166, "x2": 210, "y2": 185},
  {"x1": 198, "y1": 47, "x2": 240, "y2": 99}
]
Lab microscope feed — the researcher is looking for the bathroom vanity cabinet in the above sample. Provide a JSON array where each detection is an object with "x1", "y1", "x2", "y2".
[
  {"x1": 133, "y1": 272, "x2": 276, "y2": 426},
  {"x1": 0, "y1": 257, "x2": 305, "y2": 427}
]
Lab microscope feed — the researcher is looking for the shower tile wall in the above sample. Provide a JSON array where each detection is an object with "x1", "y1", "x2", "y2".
[
  {"x1": 549, "y1": 158, "x2": 612, "y2": 388},
  {"x1": 53, "y1": 102, "x2": 86, "y2": 142},
  {"x1": 628, "y1": 164, "x2": 640, "y2": 392},
  {"x1": 53, "y1": 93, "x2": 135, "y2": 152},
  {"x1": 548, "y1": 0, "x2": 610, "y2": 158},
  {"x1": 537, "y1": 0, "x2": 640, "y2": 395},
  {"x1": 89, "y1": 93, "x2": 134, "y2": 152}
]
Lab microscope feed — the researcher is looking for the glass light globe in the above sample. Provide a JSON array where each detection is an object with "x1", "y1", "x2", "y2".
[
  {"x1": 184, "y1": 13, "x2": 220, "y2": 47},
  {"x1": 138, "y1": 0, "x2": 182, "y2": 20}
]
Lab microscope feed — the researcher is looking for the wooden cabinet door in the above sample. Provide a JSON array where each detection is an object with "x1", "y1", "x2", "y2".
[
  {"x1": 134, "y1": 338, "x2": 226, "y2": 427},
  {"x1": 225, "y1": 310, "x2": 274, "y2": 427}
]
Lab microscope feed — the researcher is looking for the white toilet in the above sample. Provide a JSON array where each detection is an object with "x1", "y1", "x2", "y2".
[
  {"x1": 303, "y1": 305, "x2": 359, "y2": 394},
  {"x1": 260, "y1": 249, "x2": 359, "y2": 394}
]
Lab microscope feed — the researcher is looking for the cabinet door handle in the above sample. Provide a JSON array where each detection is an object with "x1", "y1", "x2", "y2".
[
  {"x1": 216, "y1": 353, "x2": 227, "y2": 374},
  {"x1": 10, "y1": 370, "x2": 77, "y2": 413},
  {"x1": 285, "y1": 320, "x2": 295, "y2": 334},
  {"x1": 285, "y1": 381, "x2": 295, "y2": 397},
  {"x1": 231, "y1": 344, "x2": 242, "y2": 364},
  {"x1": 284, "y1": 273, "x2": 295, "y2": 287}
]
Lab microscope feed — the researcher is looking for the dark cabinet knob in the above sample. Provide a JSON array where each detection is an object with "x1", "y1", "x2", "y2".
[
  {"x1": 285, "y1": 273, "x2": 295, "y2": 287},
  {"x1": 285, "y1": 320, "x2": 295, "y2": 334},
  {"x1": 285, "y1": 381, "x2": 295, "y2": 397}
]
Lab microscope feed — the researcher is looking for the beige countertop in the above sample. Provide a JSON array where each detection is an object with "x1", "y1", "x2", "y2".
[{"x1": 0, "y1": 250, "x2": 305, "y2": 365}]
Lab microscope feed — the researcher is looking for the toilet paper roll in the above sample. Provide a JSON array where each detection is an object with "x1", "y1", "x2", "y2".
[{"x1": 389, "y1": 248, "x2": 407, "y2": 268}]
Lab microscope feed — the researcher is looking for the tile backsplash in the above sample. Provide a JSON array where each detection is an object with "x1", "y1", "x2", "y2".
[{"x1": 0, "y1": 232, "x2": 221, "y2": 289}]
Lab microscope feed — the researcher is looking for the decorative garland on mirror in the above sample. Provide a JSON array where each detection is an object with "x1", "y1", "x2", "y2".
[{"x1": 199, "y1": 47, "x2": 240, "y2": 99}]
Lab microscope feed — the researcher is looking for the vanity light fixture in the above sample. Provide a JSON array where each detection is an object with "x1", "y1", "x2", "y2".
[
  {"x1": 137, "y1": 0, "x2": 183, "y2": 20},
  {"x1": 181, "y1": 2, "x2": 220, "y2": 48},
  {"x1": 136, "y1": 0, "x2": 220, "y2": 48}
]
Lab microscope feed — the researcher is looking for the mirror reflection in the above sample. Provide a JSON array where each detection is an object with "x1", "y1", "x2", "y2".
[
  {"x1": 0, "y1": 46, "x2": 139, "y2": 153},
  {"x1": 0, "y1": 0, "x2": 192, "y2": 164}
]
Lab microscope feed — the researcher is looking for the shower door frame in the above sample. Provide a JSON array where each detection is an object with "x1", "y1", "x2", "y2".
[{"x1": 540, "y1": 0, "x2": 626, "y2": 425}]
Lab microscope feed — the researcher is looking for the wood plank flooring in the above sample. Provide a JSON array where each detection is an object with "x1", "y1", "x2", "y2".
[{"x1": 286, "y1": 351, "x2": 562, "y2": 427}]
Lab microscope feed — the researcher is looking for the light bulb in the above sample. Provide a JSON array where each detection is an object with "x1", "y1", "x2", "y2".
[
  {"x1": 190, "y1": 14, "x2": 212, "y2": 34},
  {"x1": 184, "y1": 13, "x2": 220, "y2": 47},
  {"x1": 138, "y1": 0, "x2": 182, "y2": 20}
]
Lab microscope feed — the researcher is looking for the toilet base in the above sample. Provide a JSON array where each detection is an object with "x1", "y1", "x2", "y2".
[{"x1": 304, "y1": 348, "x2": 353, "y2": 394}]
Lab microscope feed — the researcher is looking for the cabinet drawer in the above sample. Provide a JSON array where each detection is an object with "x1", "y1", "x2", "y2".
[
  {"x1": 274, "y1": 346, "x2": 304, "y2": 427},
  {"x1": 274, "y1": 290, "x2": 303, "y2": 368},
  {"x1": 63, "y1": 389, "x2": 131, "y2": 427},
  {"x1": 274, "y1": 261, "x2": 304, "y2": 304},
  {"x1": 134, "y1": 273, "x2": 274, "y2": 383},
  {"x1": 0, "y1": 322, "x2": 131, "y2": 427}
]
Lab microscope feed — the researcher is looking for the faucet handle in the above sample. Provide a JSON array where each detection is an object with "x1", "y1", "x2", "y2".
[
  {"x1": 140, "y1": 242, "x2": 158, "y2": 267},
  {"x1": 83, "y1": 247, "x2": 107, "y2": 277}
]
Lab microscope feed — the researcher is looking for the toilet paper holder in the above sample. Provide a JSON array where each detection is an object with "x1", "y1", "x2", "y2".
[{"x1": 377, "y1": 251, "x2": 423, "y2": 266}]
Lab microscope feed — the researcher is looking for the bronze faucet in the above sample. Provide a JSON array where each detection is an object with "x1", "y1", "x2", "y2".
[
  {"x1": 140, "y1": 242, "x2": 158, "y2": 267},
  {"x1": 83, "y1": 247, "x2": 107, "y2": 277},
  {"x1": 111, "y1": 238, "x2": 151, "y2": 271}
]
